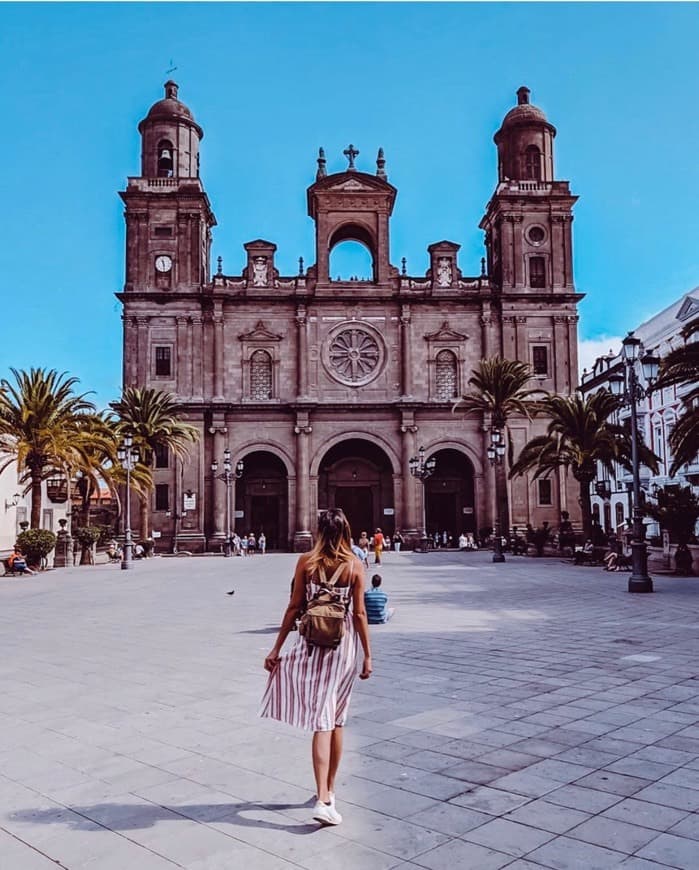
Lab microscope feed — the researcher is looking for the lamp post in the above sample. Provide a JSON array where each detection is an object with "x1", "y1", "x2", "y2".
[
  {"x1": 409, "y1": 445, "x2": 437, "y2": 544},
  {"x1": 166, "y1": 508, "x2": 187, "y2": 554},
  {"x1": 608, "y1": 331, "x2": 660, "y2": 594},
  {"x1": 487, "y1": 428, "x2": 507, "y2": 563},
  {"x1": 117, "y1": 433, "x2": 139, "y2": 570},
  {"x1": 211, "y1": 449, "x2": 244, "y2": 557}
]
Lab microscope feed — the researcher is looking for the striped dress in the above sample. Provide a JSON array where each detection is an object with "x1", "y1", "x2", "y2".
[{"x1": 259, "y1": 575, "x2": 359, "y2": 732}]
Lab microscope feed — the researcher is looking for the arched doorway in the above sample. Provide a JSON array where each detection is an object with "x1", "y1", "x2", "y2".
[
  {"x1": 424, "y1": 449, "x2": 476, "y2": 542},
  {"x1": 318, "y1": 439, "x2": 394, "y2": 541},
  {"x1": 235, "y1": 451, "x2": 288, "y2": 550}
]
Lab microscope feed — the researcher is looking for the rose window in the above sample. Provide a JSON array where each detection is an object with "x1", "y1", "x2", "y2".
[{"x1": 323, "y1": 325, "x2": 385, "y2": 386}]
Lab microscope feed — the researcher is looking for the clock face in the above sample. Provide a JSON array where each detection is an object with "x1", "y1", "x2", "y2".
[{"x1": 155, "y1": 255, "x2": 173, "y2": 273}]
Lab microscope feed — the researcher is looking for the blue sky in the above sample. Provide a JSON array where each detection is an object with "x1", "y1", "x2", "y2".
[{"x1": 1, "y1": 2, "x2": 698, "y2": 407}]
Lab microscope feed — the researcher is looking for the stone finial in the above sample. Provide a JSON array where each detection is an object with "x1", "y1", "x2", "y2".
[
  {"x1": 376, "y1": 147, "x2": 387, "y2": 179},
  {"x1": 343, "y1": 144, "x2": 359, "y2": 171},
  {"x1": 216, "y1": 256, "x2": 223, "y2": 275},
  {"x1": 481, "y1": 257, "x2": 486, "y2": 277},
  {"x1": 298, "y1": 256, "x2": 304, "y2": 276},
  {"x1": 165, "y1": 80, "x2": 179, "y2": 100},
  {"x1": 316, "y1": 147, "x2": 327, "y2": 180},
  {"x1": 401, "y1": 257, "x2": 407, "y2": 276},
  {"x1": 517, "y1": 86, "x2": 531, "y2": 105}
]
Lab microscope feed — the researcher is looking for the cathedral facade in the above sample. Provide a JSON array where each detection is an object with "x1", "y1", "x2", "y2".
[{"x1": 119, "y1": 82, "x2": 582, "y2": 552}]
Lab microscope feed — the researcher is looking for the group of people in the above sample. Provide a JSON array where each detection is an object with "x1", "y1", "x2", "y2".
[
  {"x1": 231, "y1": 531, "x2": 266, "y2": 556},
  {"x1": 352, "y1": 528, "x2": 404, "y2": 566}
]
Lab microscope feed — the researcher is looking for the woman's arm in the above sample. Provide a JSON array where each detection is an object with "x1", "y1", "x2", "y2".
[
  {"x1": 351, "y1": 564, "x2": 373, "y2": 680},
  {"x1": 263, "y1": 555, "x2": 309, "y2": 672}
]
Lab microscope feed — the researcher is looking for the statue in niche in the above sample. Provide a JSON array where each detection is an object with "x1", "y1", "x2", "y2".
[
  {"x1": 252, "y1": 257, "x2": 268, "y2": 286},
  {"x1": 436, "y1": 257, "x2": 453, "y2": 287}
]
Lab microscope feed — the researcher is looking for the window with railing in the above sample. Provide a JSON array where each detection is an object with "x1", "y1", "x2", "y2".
[
  {"x1": 250, "y1": 350, "x2": 273, "y2": 400},
  {"x1": 529, "y1": 256, "x2": 546, "y2": 289},
  {"x1": 435, "y1": 350, "x2": 458, "y2": 400}
]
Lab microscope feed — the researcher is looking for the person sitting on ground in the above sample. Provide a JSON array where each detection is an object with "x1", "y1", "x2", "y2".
[
  {"x1": 8, "y1": 546, "x2": 35, "y2": 575},
  {"x1": 574, "y1": 539, "x2": 594, "y2": 565},
  {"x1": 106, "y1": 540, "x2": 122, "y2": 562},
  {"x1": 351, "y1": 538, "x2": 369, "y2": 568},
  {"x1": 458, "y1": 532, "x2": 468, "y2": 550},
  {"x1": 364, "y1": 574, "x2": 394, "y2": 624},
  {"x1": 133, "y1": 542, "x2": 145, "y2": 559},
  {"x1": 603, "y1": 535, "x2": 622, "y2": 571}
]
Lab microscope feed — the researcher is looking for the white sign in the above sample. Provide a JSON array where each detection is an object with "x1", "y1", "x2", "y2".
[
  {"x1": 183, "y1": 493, "x2": 197, "y2": 511},
  {"x1": 234, "y1": 510, "x2": 244, "y2": 519},
  {"x1": 151, "y1": 531, "x2": 161, "y2": 539},
  {"x1": 383, "y1": 508, "x2": 395, "y2": 516},
  {"x1": 462, "y1": 507, "x2": 474, "y2": 514}
]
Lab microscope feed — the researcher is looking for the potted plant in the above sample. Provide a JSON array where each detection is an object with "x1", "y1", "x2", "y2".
[
  {"x1": 15, "y1": 529, "x2": 57, "y2": 570},
  {"x1": 73, "y1": 526, "x2": 102, "y2": 565}
]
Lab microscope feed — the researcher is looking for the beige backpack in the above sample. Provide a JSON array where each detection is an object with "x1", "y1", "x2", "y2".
[{"x1": 298, "y1": 564, "x2": 349, "y2": 653}]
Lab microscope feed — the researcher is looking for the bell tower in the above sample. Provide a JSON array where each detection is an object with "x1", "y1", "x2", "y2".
[
  {"x1": 480, "y1": 87, "x2": 577, "y2": 294},
  {"x1": 120, "y1": 81, "x2": 216, "y2": 295}
]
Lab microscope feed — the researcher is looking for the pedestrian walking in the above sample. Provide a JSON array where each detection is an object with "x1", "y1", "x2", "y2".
[
  {"x1": 392, "y1": 531, "x2": 404, "y2": 553},
  {"x1": 258, "y1": 532, "x2": 266, "y2": 554},
  {"x1": 372, "y1": 527, "x2": 385, "y2": 564},
  {"x1": 260, "y1": 508, "x2": 372, "y2": 827}
]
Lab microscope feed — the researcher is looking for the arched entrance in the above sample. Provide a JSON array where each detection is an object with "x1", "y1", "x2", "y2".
[
  {"x1": 235, "y1": 451, "x2": 288, "y2": 550},
  {"x1": 318, "y1": 439, "x2": 394, "y2": 541},
  {"x1": 424, "y1": 449, "x2": 476, "y2": 541}
]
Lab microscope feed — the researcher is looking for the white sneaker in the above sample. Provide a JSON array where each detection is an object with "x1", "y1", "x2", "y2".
[{"x1": 313, "y1": 799, "x2": 342, "y2": 825}]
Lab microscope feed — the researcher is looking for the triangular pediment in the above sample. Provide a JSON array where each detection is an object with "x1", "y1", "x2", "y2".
[
  {"x1": 238, "y1": 320, "x2": 283, "y2": 342},
  {"x1": 428, "y1": 240, "x2": 462, "y2": 253},
  {"x1": 310, "y1": 171, "x2": 396, "y2": 194},
  {"x1": 424, "y1": 321, "x2": 468, "y2": 342},
  {"x1": 676, "y1": 294, "x2": 699, "y2": 322},
  {"x1": 243, "y1": 239, "x2": 277, "y2": 251}
]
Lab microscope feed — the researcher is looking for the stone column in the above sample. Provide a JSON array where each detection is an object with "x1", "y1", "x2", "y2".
[
  {"x1": 296, "y1": 305, "x2": 308, "y2": 399},
  {"x1": 176, "y1": 316, "x2": 189, "y2": 397},
  {"x1": 136, "y1": 316, "x2": 149, "y2": 384},
  {"x1": 213, "y1": 316, "x2": 225, "y2": 400},
  {"x1": 400, "y1": 305, "x2": 412, "y2": 397},
  {"x1": 191, "y1": 316, "x2": 203, "y2": 399},
  {"x1": 400, "y1": 421, "x2": 418, "y2": 537},
  {"x1": 210, "y1": 426, "x2": 227, "y2": 545},
  {"x1": 293, "y1": 416, "x2": 312, "y2": 551}
]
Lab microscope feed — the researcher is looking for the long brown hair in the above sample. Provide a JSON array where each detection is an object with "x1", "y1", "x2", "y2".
[{"x1": 305, "y1": 508, "x2": 356, "y2": 576}]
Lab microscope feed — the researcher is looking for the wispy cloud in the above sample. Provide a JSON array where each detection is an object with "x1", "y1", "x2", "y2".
[{"x1": 578, "y1": 336, "x2": 623, "y2": 377}]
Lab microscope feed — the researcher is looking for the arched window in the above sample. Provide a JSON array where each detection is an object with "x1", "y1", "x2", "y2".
[
  {"x1": 615, "y1": 502, "x2": 625, "y2": 530},
  {"x1": 592, "y1": 503, "x2": 600, "y2": 524},
  {"x1": 524, "y1": 145, "x2": 542, "y2": 181},
  {"x1": 157, "y1": 140, "x2": 174, "y2": 178},
  {"x1": 435, "y1": 350, "x2": 458, "y2": 400},
  {"x1": 329, "y1": 240, "x2": 374, "y2": 282},
  {"x1": 250, "y1": 350, "x2": 272, "y2": 400}
]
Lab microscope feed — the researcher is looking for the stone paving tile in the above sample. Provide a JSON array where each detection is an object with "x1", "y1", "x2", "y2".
[
  {"x1": 606, "y1": 757, "x2": 680, "y2": 781},
  {"x1": 573, "y1": 770, "x2": 651, "y2": 797},
  {"x1": 544, "y1": 784, "x2": 624, "y2": 814},
  {"x1": 637, "y1": 832, "x2": 699, "y2": 868},
  {"x1": 667, "y1": 812, "x2": 699, "y2": 840},
  {"x1": 410, "y1": 838, "x2": 514, "y2": 870},
  {"x1": 462, "y1": 817, "x2": 555, "y2": 856},
  {"x1": 478, "y1": 748, "x2": 541, "y2": 771},
  {"x1": 565, "y1": 814, "x2": 658, "y2": 852},
  {"x1": 601, "y1": 797, "x2": 690, "y2": 832},
  {"x1": 615, "y1": 858, "x2": 674, "y2": 870},
  {"x1": 448, "y1": 786, "x2": 531, "y2": 815},
  {"x1": 295, "y1": 839, "x2": 405, "y2": 870},
  {"x1": 526, "y1": 834, "x2": 630, "y2": 869},
  {"x1": 633, "y1": 782, "x2": 699, "y2": 812},
  {"x1": 658, "y1": 767, "x2": 699, "y2": 791},
  {"x1": 504, "y1": 799, "x2": 591, "y2": 835},
  {"x1": 404, "y1": 802, "x2": 491, "y2": 837}
]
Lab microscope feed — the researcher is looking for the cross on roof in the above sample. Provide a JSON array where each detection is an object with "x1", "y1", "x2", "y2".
[{"x1": 343, "y1": 144, "x2": 359, "y2": 170}]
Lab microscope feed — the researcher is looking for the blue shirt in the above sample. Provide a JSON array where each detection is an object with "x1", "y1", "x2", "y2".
[
  {"x1": 364, "y1": 588, "x2": 389, "y2": 624},
  {"x1": 352, "y1": 544, "x2": 366, "y2": 562}
]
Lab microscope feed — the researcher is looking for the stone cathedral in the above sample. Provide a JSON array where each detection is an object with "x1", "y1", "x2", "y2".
[{"x1": 119, "y1": 82, "x2": 582, "y2": 552}]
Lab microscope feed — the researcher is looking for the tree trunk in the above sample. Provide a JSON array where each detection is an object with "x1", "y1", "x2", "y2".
[
  {"x1": 496, "y1": 461, "x2": 510, "y2": 540},
  {"x1": 30, "y1": 471, "x2": 42, "y2": 528},
  {"x1": 578, "y1": 477, "x2": 593, "y2": 540},
  {"x1": 140, "y1": 494, "x2": 149, "y2": 540}
]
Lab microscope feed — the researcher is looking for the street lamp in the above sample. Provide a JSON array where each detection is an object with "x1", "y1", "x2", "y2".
[
  {"x1": 486, "y1": 428, "x2": 507, "y2": 563},
  {"x1": 117, "y1": 433, "x2": 139, "y2": 570},
  {"x1": 409, "y1": 445, "x2": 437, "y2": 544},
  {"x1": 166, "y1": 507, "x2": 187, "y2": 554},
  {"x1": 608, "y1": 331, "x2": 660, "y2": 593},
  {"x1": 211, "y1": 448, "x2": 244, "y2": 557}
]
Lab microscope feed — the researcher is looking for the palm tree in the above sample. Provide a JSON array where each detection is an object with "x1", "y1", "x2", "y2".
[
  {"x1": 510, "y1": 391, "x2": 659, "y2": 539},
  {"x1": 454, "y1": 356, "x2": 541, "y2": 539},
  {"x1": 651, "y1": 336, "x2": 699, "y2": 474},
  {"x1": 0, "y1": 368, "x2": 99, "y2": 528},
  {"x1": 109, "y1": 387, "x2": 199, "y2": 538}
]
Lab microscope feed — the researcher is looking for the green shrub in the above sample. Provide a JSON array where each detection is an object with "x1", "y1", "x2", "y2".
[
  {"x1": 16, "y1": 529, "x2": 57, "y2": 566},
  {"x1": 73, "y1": 527, "x2": 102, "y2": 546}
]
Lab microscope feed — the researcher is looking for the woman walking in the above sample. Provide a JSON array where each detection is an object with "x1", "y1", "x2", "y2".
[{"x1": 260, "y1": 508, "x2": 372, "y2": 826}]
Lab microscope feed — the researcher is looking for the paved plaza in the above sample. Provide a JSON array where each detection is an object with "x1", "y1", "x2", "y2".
[{"x1": 1, "y1": 551, "x2": 699, "y2": 869}]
